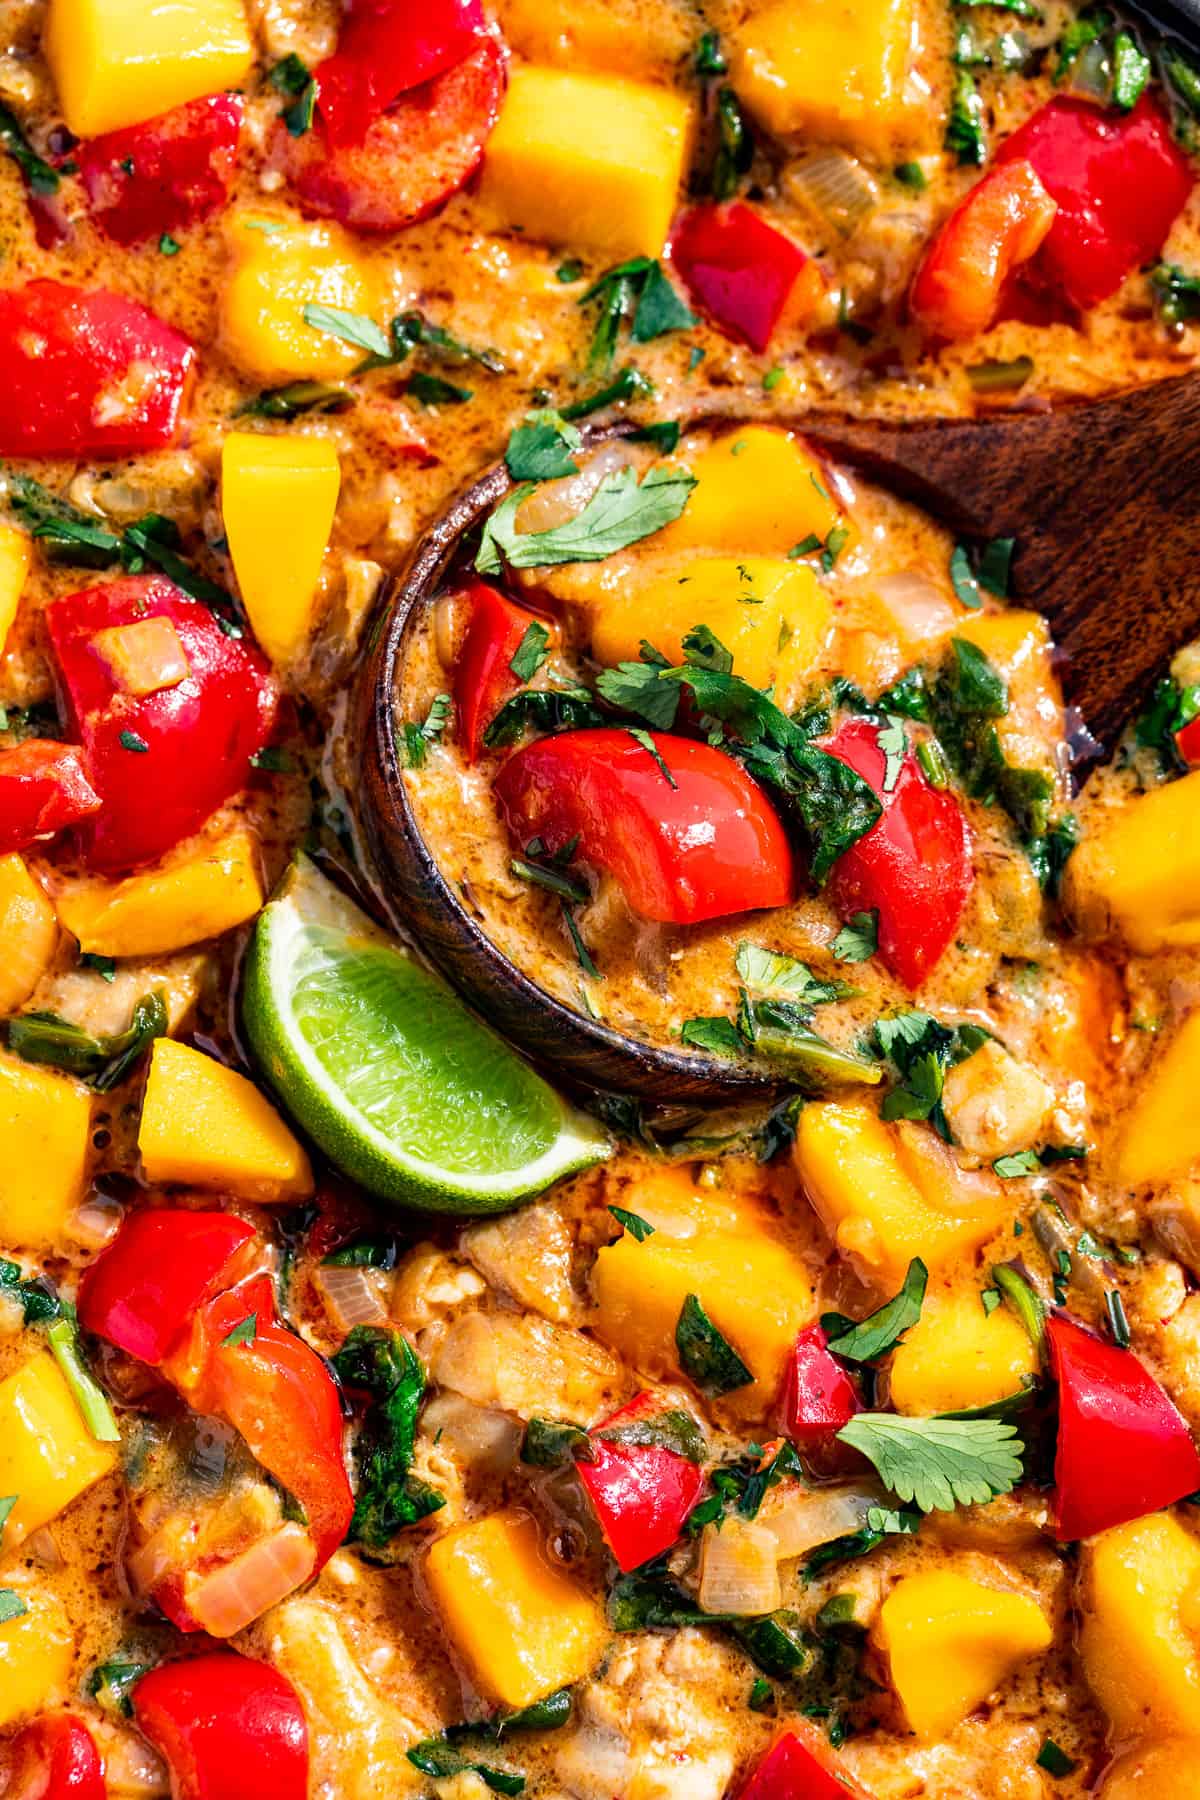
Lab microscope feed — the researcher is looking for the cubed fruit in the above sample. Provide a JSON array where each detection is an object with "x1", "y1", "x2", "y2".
[
  {"x1": 732, "y1": 0, "x2": 929, "y2": 159},
  {"x1": 0, "y1": 855, "x2": 58, "y2": 1017},
  {"x1": 0, "y1": 1585, "x2": 74, "y2": 1728},
  {"x1": 590, "y1": 555, "x2": 831, "y2": 693},
  {"x1": 221, "y1": 433, "x2": 341, "y2": 666},
  {"x1": 795, "y1": 1102, "x2": 1009, "y2": 1290},
  {"x1": 656, "y1": 428, "x2": 843, "y2": 556},
  {"x1": 1114, "y1": 1011, "x2": 1200, "y2": 1190},
  {"x1": 425, "y1": 1509, "x2": 608, "y2": 1708},
  {"x1": 43, "y1": 0, "x2": 254, "y2": 137},
  {"x1": 1100, "y1": 1741, "x2": 1200, "y2": 1800},
  {"x1": 0, "y1": 525, "x2": 31, "y2": 654},
  {"x1": 222, "y1": 216, "x2": 379, "y2": 385},
  {"x1": 0, "y1": 1353, "x2": 118, "y2": 1552},
  {"x1": 1080, "y1": 1515, "x2": 1200, "y2": 1737},
  {"x1": 875, "y1": 1568, "x2": 1052, "y2": 1739},
  {"x1": 939, "y1": 1039, "x2": 1055, "y2": 1162},
  {"x1": 138, "y1": 1037, "x2": 313, "y2": 1202},
  {"x1": 0, "y1": 1053, "x2": 90, "y2": 1249},
  {"x1": 888, "y1": 1286, "x2": 1036, "y2": 1415},
  {"x1": 1064, "y1": 770, "x2": 1200, "y2": 953},
  {"x1": 55, "y1": 830, "x2": 264, "y2": 959},
  {"x1": 592, "y1": 1168, "x2": 814, "y2": 1416},
  {"x1": 479, "y1": 65, "x2": 694, "y2": 259}
]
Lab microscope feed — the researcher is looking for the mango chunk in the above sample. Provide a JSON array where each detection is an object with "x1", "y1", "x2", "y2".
[
  {"x1": 889, "y1": 1287, "x2": 1036, "y2": 1415},
  {"x1": 44, "y1": 0, "x2": 253, "y2": 137},
  {"x1": 795, "y1": 1102, "x2": 1009, "y2": 1290},
  {"x1": 1100, "y1": 1740, "x2": 1200, "y2": 1800},
  {"x1": 0, "y1": 525, "x2": 31, "y2": 655},
  {"x1": 223, "y1": 216, "x2": 379, "y2": 385},
  {"x1": 732, "y1": 0, "x2": 929, "y2": 159},
  {"x1": 0, "y1": 1352, "x2": 118, "y2": 1553},
  {"x1": 56, "y1": 830, "x2": 264, "y2": 960},
  {"x1": 426, "y1": 1509, "x2": 608, "y2": 1708},
  {"x1": 1114, "y1": 1011, "x2": 1200, "y2": 1190},
  {"x1": 139, "y1": 1037, "x2": 312, "y2": 1202},
  {"x1": 479, "y1": 65, "x2": 694, "y2": 259},
  {"x1": 592, "y1": 1166, "x2": 814, "y2": 1415},
  {"x1": 657, "y1": 428, "x2": 842, "y2": 557},
  {"x1": 0, "y1": 1052, "x2": 90, "y2": 1250},
  {"x1": 222, "y1": 433, "x2": 341, "y2": 666},
  {"x1": 0, "y1": 855, "x2": 58, "y2": 1018},
  {"x1": 1065, "y1": 770, "x2": 1200, "y2": 953},
  {"x1": 1080, "y1": 1514, "x2": 1200, "y2": 1738},
  {"x1": 0, "y1": 1585, "x2": 74, "y2": 1728},
  {"x1": 875, "y1": 1568, "x2": 1052, "y2": 1739}
]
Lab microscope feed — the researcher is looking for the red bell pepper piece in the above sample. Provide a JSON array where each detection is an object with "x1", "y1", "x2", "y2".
[
  {"x1": 996, "y1": 96, "x2": 1193, "y2": 311},
  {"x1": 494, "y1": 727, "x2": 794, "y2": 925},
  {"x1": 1, "y1": 1715, "x2": 106, "y2": 1800},
  {"x1": 578, "y1": 1392, "x2": 706, "y2": 1572},
  {"x1": 823, "y1": 718, "x2": 973, "y2": 990},
  {"x1": 47, "y1": 576, "x2": 278, "y2": 872},
  {"x1": 0, "y1": 740, "x2": 102, "y2": 856},
  {"x1": 672, "y1": 203, "x2": 815, "y2": 353},
  {"x1": 314, "y1": 0, "x2": 485, "y2": 148},
  {"x1": 455, "y1": 582, "x2": 545, "y2": 762},
  {"x1": 282, "y1": 35, "x2": 506, "y2": 233},
  {"x1": 781, "y1": 1325, "x2": 858, "y2": 1442},
  {"x1": 78, "y1": 1209, "x2": 258, "y2": 1366},
  {"x1": 739, "y1": 1726, "x2": 874, "y2": 1799},
  {"x1": 133, "y1": 1653, "x2": 308, "y2": 1800},
  {"x1": 910, "y1": 160, "x2": 1058, "y2": 340},
  {"x1": 1047, "y1": 1312, "x2": 1200, "y2": 1541},
  {"x1": 1176, "y1": 715, "x2": 1200, "y2": 765},
  {"x1": 78, "y1": 93, "x2": 243, "y2": 247},
  {"x1": 165, "y1": 1274, "x2": 353, "y2": 1567},
  {"x1": 0, "y1": 282, "x2": 194, "y2": 458}
]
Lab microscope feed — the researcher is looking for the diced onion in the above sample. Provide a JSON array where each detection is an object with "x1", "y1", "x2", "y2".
[
  {"x1": 517, "y1": 446, "x2": 632, "y2": 533},
  {"x1": 873, "y1": 570, "x2": 959, "y2": 646},
  {"x1": 184, "y1": 1524, "x2": 317, "y2": 1637},
  {"x1": 0, "y1": 1288, "x2": 24, "y2": 1337},
  {"x1": 786, "y1": 149, "x2": 879, "y2": 240},
  {"x1": 91, "y1": 618, "x2": 191, "y2": 698},
  {"x1": 698, "y1": 1517, "x2": 782, "y2": 1616},
  {"x1": 757, "y1": 1481, "x2": 882, "y2": 1561},
  {"x1": 95, "y1": 1728, "x2": 170, "y2": 1798},
  {"x1": 25, "y1": 1526, "x2": 63, "y2": 1569},
  {"x1": 68, "y1": 1195, "x2": 125, "y2": 1251},
  {"x1": 314, "y1": 1265, "x2": 389, "y2": 1332}
]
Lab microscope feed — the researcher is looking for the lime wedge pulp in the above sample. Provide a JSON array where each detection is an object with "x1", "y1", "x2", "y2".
[{"x1": 243, "y1": 858, "x2": 610, "y2": 1213}]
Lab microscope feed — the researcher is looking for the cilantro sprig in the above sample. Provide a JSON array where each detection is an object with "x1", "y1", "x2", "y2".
[{"x1": 837, "y1": 1413, "x2": 1024, "y2": 1511}]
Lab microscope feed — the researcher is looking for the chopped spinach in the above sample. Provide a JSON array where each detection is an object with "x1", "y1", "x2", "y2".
[
  {"x1": 6, "y1": 992, "x2": 168, "y2": 1092},
  {"x1": 407, "y1": 1740, "x2": 524, "y2": 1795},
  {"x1": 822, "y1": 1258, "x2": 927, "y2": 1363},
  {"x1": 676, "y1": 1294, "x2": 753, "y2": 1396},
  {"x1": 874, "y1": 1010, "x2": 988, "y2": 1134},
  {"x1": 483, "y1": 686, "x2": 606, "y2": 748},
  {"x1": 579, "y1": 259, "x2": 697, "y2": 368},
  {"x1": 520, "y1": 1418, "x2": 595, "y2": 1467},
  {"x1": 0, "y1": 101, "x2": 60, "y2": 196},
  {"x1": 332, "y1": 1326, "x2": 444, "y2": 1546},
  {"x1": 946, "y1": 65, "x2": 987, "y2": 164}
]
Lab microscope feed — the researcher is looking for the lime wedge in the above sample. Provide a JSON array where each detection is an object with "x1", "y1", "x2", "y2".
[{"x1": 243, "y1": 858, "x2": 610, "y2": 1213}]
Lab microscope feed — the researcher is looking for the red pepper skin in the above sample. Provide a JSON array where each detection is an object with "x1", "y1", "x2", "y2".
[
  {"x1": 672, "y1": 204, "x2": 811, "y2": 352},
  {"x1": 910, "y1": 160, "x2": 1058, "y2": 340},
  {"x1": 1, "y1": 1715, "x2": 107, "y2": 1800},
  {"x1": 0, "y1": 740, "x2": 102, "y2": 856},
  {"x1": 283, "y1": 36, "x2": 506, "y2": 234},
  {"x1": 494, "y1": 727, "x2": 794, "y2": 925},
  {"x1": 738, "y1": 1727, "x2": 874, "y2": 1799},
  {"x1": 455, "y1": 582, "x2": 543, "y2": 762},
  {"x1": 1048, "y1": 1313, "x2": 1200, "y2": 1541},
  {"x1": 47, "y1": 576, "x2": 278, "y2": 872},
  {"x1": 781, "y1": 1326, "x2": 858, "y2": 1442},
  {"x1": 166, "y1": 1275, "x2": 353, "y2": 1568},
  {"x1": 578, "y1": 1392, "x2": 706, "y2": 1572},
  {"x1": 996, "y1": 96, "x2": 1193, "y2": 311},
  {"x1": 78, "y1": 1209, "x2": 258, "y2": 1366},
  {"x1": 1176, "y1": 715, "x2": 1200, "y2": 765},
  {"x1": 133, "y1": 1654, "x2": 308, "y2": 1800},
  {"x1": 823, "y1": 718, "x2": 973, "y2": 990},
  {"x1": 315, "y1": 0, "x2": 485, "y2": 147},
  {"x1": 78, "y1": 94, "x2": 243, "y2": 247},
  {"x1": 0, "y1": 282, "x2": 194, "y2": 458}
]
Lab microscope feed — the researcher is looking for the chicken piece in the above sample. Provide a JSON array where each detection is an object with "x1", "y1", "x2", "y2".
[
  {"x1": 30, "y1": 954, "x2": 209, "y2": 1039},
  {"x1": 940, "y1": 1039, "x2": 1056, "y2": 1162},
  {"x1": 463, "y1": 1204, "x2": 580, "y2": 1324},
  {"x1": 392, "y1": 1243, "x2": 487, "y2": 1330},
  {"x1": 427, "y1": 1310, "x2": 623, "y2": 1420}
]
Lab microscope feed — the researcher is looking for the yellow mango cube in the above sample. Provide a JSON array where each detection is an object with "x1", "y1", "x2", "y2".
[
  {"x1": 139, "y1": 1037, "x2": 312, "y2": 1202},
  {"x1": 223, "y1": 216, "x2": 379, "y2": 385},
  {"x1": 875, "y1": 1568, "x2": 1052, "y2": 1739},
  {"x1": 0, "y1": 1353, "x2": 118, "y2": 1552},
  {"x1": 222, "y1": 433, "x2": 342, "y2": 666},
  {"x1": 426, "y1": 1509, "x2": 608, "y2": 1707},
  {"x1": 44, "y1": 0, "x2": 253, "y2": 137},
  {"x1": 1100, "y1": 1741, "x2": 1200, "y2": 1800},
  {"x1": 0, "y1": 1053, "x2": 90, "y2": 1250},
  {"x1": 1064, "y1": 770, "x2": 1200, "y2": 953},
  {"x1": 0, "y1": 855, "x2": 58, "y2": 1018},
  {"x1": 1114, "y1": 1011, "x2": 1200, "y2": 1190},
  {"x1": 889, "y1": 1287, "x2": 1036, "y2": 1415},
  {"x1": 732, "y1": 0, "x2": 929, "y2": 158},
  {"x1": 1080, "y1": 1514, "x2": 1200, "y2": 1738},
  {"x1": 794, "y1": 1102, "x2": 1009, "y2": 1290},
  {"x1": 0, "y1": 525, "x2": 31, "y2": 654},
  {"x1": 657, "y1": 428, "x2": 842, "y2": 557},
  {"x1": 479, "y1": 66, "x2": 694, "y2": 259},
  {"x1": 56, "y1": 830, "x2": 264, "y2": 960},
  {"x1": 0, "y1": 1585, "x2": 74, "y2": 1728}
]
